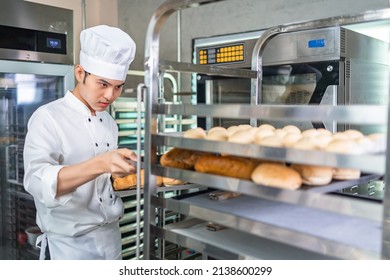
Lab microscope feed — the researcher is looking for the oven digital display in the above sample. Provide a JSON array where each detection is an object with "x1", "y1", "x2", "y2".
[
  {"x1": 198, "y1": 43, "x2": 245, "y2": 65},
  {"x1": 47, "y1": 38, "x2": 62, "y2": 49},
  {"x1": 308, "y1": 39, "x2": 325, "y2": 48}
]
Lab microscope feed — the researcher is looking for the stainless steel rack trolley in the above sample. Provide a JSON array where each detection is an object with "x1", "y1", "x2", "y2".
[{"x1": 142, "y1": 0, "x2": 390, "y2": 259}]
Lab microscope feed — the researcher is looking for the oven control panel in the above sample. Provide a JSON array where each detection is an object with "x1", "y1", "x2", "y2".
[{"x1": 197, "y1": 43, "x2": 245, "y2": 65}]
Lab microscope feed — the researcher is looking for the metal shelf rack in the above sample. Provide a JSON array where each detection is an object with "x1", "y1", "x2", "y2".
[{"x1": 141, "y1": 0, "x2": 390, "y2": 260}]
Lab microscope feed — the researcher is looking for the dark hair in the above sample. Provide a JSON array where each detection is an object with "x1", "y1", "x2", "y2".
[{"x1": 83, "y1": 71, "x2": 90, "y2": 84}]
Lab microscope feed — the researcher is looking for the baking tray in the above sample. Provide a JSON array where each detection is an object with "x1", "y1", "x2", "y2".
[
  {"x1": 114, "y1": 183, "x2": 200, "y2": 197},
  {"x1": 300, "y1": 173, "x2": 382, "y2": 193},
  {"x1": 154, "y1": 165, "x2": 382, "y2": 195}
]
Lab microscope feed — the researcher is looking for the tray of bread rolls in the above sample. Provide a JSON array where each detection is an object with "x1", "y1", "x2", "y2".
[
  {"x1": 112, "y1": 169, "x2": 198, "y2": 197},
  {"x1": 154, "y1": 124, "x2": 385, "y2": 195}
]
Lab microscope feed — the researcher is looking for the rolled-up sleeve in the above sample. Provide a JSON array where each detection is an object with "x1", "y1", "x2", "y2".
[{"x1": 23, "y1": 108, "x2": 72, "y2": 207}]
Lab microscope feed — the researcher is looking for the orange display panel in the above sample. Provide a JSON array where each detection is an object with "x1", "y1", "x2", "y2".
[{"x1": 198, "y1": 43, "x2": 244, "y2": 65}]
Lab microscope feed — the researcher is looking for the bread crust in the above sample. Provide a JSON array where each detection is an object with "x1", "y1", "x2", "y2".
[
  {"x1": 113, "y1": 170, "x2": 163, "y2": 190},
  {"x1": 160, "y1": 148, "x2": 206, "y2": 170},
  {"x1": 195, "y1": 154, "x2": 258, "y2": 180}
]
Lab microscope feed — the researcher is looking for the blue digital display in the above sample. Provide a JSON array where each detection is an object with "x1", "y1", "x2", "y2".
[
  {"x1": 308, "y1": 39, "x2": 325, "y2": 48},
  {"x1": 47, "y1": 38, "x2": 61, "y2": 49}
]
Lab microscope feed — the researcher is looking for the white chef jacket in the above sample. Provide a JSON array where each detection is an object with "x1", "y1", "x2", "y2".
[{"x1": 23, "y1": 91, "x2": 124, "y2": 260}]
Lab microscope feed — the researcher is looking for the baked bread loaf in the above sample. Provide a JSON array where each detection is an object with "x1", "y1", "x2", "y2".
[
  {"x1": 290, "y1": 164, "x2": 333, "y2": 185},
  {"x1": 160, "y1": 148, "x2": 207, "y2": 170},
  {"x1": 195, "y1": 154, "x2": 258, "y2": 180},
  {"x1": 113, "y1": 170, "x2": 163, "y2": 190},
  {"x1": 251, "y1": 163, "x2": 302, "y2": 189}
]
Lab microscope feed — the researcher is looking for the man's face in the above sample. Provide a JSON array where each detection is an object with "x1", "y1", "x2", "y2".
[{"x1": 75, "y1": 66, "x2": 125, "y2": 114}]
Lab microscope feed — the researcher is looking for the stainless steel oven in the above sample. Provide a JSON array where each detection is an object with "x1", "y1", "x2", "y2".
[
  {"x1": 0, "y1": 0, "x2": 74, "y2": 259},
  {"x1": 193, "y1": 26, "x2": 389, "y2": 134}
]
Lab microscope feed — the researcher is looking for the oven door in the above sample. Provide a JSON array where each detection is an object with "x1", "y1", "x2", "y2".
[
  {"x1": 197, "y1": 61, "x2": 340, "y2": 131},
  {"x1": 0, "y1": 60, "x2": 74, "y2": 185}
]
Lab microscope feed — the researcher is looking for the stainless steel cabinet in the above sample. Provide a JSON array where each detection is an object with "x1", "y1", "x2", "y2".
[{"x1": 141, "y1": 0, "x2": 390, "y2": 260}]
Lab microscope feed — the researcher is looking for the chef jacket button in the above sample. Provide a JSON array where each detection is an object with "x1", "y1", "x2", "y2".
[
  {"x1": 88, "y1": 118, "x2": 91, "y2": 122},
  {"x1": 107, "y1": 143, "x2": 109, "y2": 147},
  {"x1": 110, "y1": 194, "x2": 113, "y2": 198},
  {"x1": 99, "y1": 197, "x2": 102, "y2": 202},
  {"x1": 95, "y1": 143, "x2": 98, "y2": 147},
  {"x1": 100, "y1": 118, "x2": 103, "y2": 122}
]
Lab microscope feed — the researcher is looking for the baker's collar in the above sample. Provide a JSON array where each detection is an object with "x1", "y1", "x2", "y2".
[{"x1": 65, "y1": 90, "x2": 105, "y2": 116}]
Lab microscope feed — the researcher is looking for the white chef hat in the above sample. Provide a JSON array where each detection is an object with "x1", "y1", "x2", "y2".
[{"x1": 79, "y1": 25, "x2": 136, "y2": 81}]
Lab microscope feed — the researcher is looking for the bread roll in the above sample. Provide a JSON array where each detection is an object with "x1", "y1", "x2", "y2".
[
  {"x1": 206, "y1": 130, "x2": 228, "y2": 141},
  {"x1": 162, "y1": 177, "x2": 186, "y2": 186},
  {"x1": 282, "y1": 133, "x2": 302, "y2": 148},
  {"x1": 183, "y1": 127, "x2": 206, "y2": 139},
  {"x1": 251, "y1": 163, "x2": 302, "y2": 189},
  {"x1": 254, "y1": 129, "x2": 275, "y2": 144},
  {"x1": 290, "y1": 164, "x2": 333, "y2": 185},
  {"x1": 208, "y1": 126, "x2": 227, "y2": 134},
  {"x1": 312, "y1": 134, "x2": 333, "y2": 150},
  {"x1": 332, "y1": 168, "x2": 361, "y2": 180},
  {"x1": 343, "y1": 129, "x2": 363, "y2": 140},
  {"x1": 160, "y1": 148, "x2": 207, "y2": 170},
  {"x1": 238, "y1": 124, "x2": 252, "y2": 131},
  {"x1": 228, "y1": 130, "x2": 254, "y2": 144},
  {"x1": 282, "y1": 125, "x2": 301, "y2": 135},
  {"x1": 292, "y1": 137, "x2": 319, "y2": 150},
  {"x1": 355, "y1": 136, "x2": 374, "y2": 153},
  {"x1": 316, "y1": 128, "x2": 333, "y2": 136},
  {"x1": 226, "y1": 125, "x2": 241, "y2": 136},
  {"x1": 368, "y1": 133, "x2": 386, "y2": 153},
  {"x1": 325, "y1": 139, "x2": 362, "y2": 154},
  {"x1": 368, "y1": 133, "x2": 385, "y2": 142},
  {"x1": 325, "y1": 139, "x2": 361, "y2": 180},
  {"x1": 195, "y1": 155, "x2": 258, "y2": 180},
  {"x1": 257, "y1": 135, "x2": 284, "y2": 147},
  {"x1": 274, "y1": 128, "x2": 288, "y2": 139},
  {"x1": 113, "y1": 170, "x2": 163, "y2": 190},
  {"x1": 257, "y1": 124, "x2": 275, "y2": 131},
  {"x1": 301, "y1": 128, "x2": 320, "y2": 138},
  {"x1": 332, "y1": 132, "x2": 349, "y2": 140}
]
